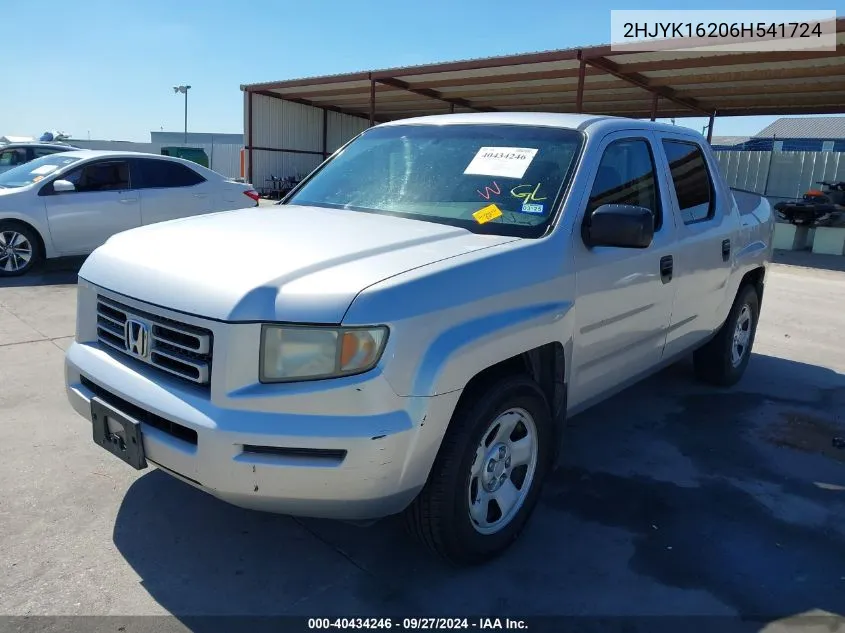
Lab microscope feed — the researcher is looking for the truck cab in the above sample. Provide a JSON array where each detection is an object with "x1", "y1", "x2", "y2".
[{"x1": 65, "y1": 113, "x2": 773, "y2": 564}]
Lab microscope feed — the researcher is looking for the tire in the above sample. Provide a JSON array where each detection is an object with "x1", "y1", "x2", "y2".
[
  {"x1": 0, "y1": 221, "x2": 43, "y2": 277},
  {"x1": 693, "y1": 283, "x2": 760, "y2": 387},
  {"x1": 404, "y1": 375, "x2": 553, "y2": 565}
]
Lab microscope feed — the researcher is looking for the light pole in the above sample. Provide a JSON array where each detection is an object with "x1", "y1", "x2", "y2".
[{"x1": 172, "y1": 85, "x2": 191, "y2": 143}]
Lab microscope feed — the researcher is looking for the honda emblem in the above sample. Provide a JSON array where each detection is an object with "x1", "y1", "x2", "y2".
[{"x1": 125, "y1": 319, "x2": 150, "y2": 358}]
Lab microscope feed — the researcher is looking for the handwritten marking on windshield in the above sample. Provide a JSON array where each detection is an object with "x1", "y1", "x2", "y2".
[
  {"x1": 477, "y1": 181, "x2": 501, "y2": 200},
  {"x1": 511, "y1": 183, "x2": 547, "y2": 203}
]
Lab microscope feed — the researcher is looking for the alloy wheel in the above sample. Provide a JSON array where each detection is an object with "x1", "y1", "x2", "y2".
[{"x1": 0, "y1": 230, "x2": 33, "y2": 273}]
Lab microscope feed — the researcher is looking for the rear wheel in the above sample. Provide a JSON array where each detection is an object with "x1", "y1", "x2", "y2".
[
  {"x1": 693, "y1": 284, "x2": 760, "y2": 386},
  {"x1": 0, "y1": 222, "x2": 42, "y2": 277},
  {"x1": 404, "y1": 375, "x2": 553, "y2": 565}
]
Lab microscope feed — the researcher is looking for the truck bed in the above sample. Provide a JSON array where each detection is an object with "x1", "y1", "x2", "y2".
[{"x1": 730, "y1": 188, "x2": 774, "y2": 263}]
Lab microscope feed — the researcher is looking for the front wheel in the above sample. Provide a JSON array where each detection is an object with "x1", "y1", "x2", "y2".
[
  {"x1": 404, "y1": 375, "x2": 553, "y2": 565},
  {"x1": 0, "y1": 222, "x2": 42, "y2": 277},
  {"x1": 693, "y1": 284, "x2": 760, "y2": 386}
]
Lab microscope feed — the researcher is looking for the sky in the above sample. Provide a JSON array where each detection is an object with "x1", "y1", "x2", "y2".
[{"x1": 4, "y1": 0, "x2": 842, "y2": 142}]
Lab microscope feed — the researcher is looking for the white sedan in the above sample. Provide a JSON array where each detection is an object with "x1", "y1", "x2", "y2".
[{"x1": 0, "y1": 150, "x2": 261, "y2": 276}]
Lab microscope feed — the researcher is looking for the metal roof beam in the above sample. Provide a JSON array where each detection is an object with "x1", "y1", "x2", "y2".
[
  {"x1": 407, "y1": 67, "x2": 602, "y2": 90},
  {"x1": 715, "y1": 104, "x2": 845, "y2": 116},
  {"x1": 676, "y1": 79, "x2": 845, "y2": 98},
  {"x1": 612, "y1": 49, "x2": 844, "y2": 73},
  {"x1": 370, "y1": 48, "x2": 580, "y2": 79},
  {"x1": 647, "y1": 64, "x2": 845, "y2": 87},
  {"x1": 253, "y1": 90, "x2": 378, "y2": 122},
  {"x1": 241, "y1": 72, "x2": 371, "y2": 92},
  {"x1": 583, "y1": 55, "x2": 709, "y2": 114},
  {"x1": 376, "y1": 77, "x2": 496, "y2": 112}
]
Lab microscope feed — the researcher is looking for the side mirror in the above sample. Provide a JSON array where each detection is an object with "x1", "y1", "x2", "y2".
[
  {"x1": 583, "y1": 203, "x2": 654, "y2": 249},
  {"x1": 52, "y1": 179, "x2": 75, "y2": 193}
]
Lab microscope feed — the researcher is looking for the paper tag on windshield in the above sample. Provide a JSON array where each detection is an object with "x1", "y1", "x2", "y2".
[
  {"x1": 31, "y1": 164, "x2": 58, "y2": 175},
  {"x1": 473, "y1": 203, "x2": 503, "y2": 224},
  {"x1": 464, "y1": 147, "x2": 538, "y2": 179},
  {"x1": 521, "y1": 203, "x2": 545, "y2": 214}
]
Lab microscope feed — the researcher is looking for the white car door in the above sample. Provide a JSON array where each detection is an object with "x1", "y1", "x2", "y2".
[
  {"x1": 133, "y1": 158, "x2": 211, "y2": 225},
  {"x1": 569, "y1": 132, "x2": 678, "y2": 410},
  {"x1": 44, "y1": 159, "x2": 141, "y2": 255}
]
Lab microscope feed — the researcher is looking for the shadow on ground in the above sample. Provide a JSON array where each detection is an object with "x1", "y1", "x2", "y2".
[
  {"x1": 0, "y1": 256, "x2": 85, "y2": 287},
  {"x1": 773, "y1": 249, "x2": 845, "y2": 274},
  {"x1": 112, "y1": 353, "x2": 845, "y2": 628}
]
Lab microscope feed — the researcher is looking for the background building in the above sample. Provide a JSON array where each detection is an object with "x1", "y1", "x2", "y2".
[
  {"x1": 68, "y1": 131, "x2": 244, "y2": 179},
  {"x1": 712, "y1": 117, "x2": 845, "y2": 152}
]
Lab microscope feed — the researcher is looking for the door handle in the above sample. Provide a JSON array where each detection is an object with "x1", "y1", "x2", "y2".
[
  {"x1": 722, "y1": 239, "x2": 731, "y2": 262},
  {"x1": 192, "y1": 193, "x2": 207, "y2": 198},
  {"x1": 118, "y1": 198, "x2": 135, "y2": 204},
  {"x1": 660, "y1": 255, "x2": 673, "y2": 284}
]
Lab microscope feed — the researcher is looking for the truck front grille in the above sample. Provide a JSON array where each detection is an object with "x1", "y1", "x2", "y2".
[{"x1": 96, "y1": 296, "x2": 213, "y2": 386}]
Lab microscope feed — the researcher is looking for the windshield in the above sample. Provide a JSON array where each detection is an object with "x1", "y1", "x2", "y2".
[
  {"x1": 286, "y1": 124, "x2": 583, "y2": 237},
  {"x1": 0, "y1": 154, "x2": 82, "y2": 189}
]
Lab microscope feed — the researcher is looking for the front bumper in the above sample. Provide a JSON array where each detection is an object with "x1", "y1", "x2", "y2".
[{"x1": 65, "y1": 341, "x2": 460, "y2": 520}]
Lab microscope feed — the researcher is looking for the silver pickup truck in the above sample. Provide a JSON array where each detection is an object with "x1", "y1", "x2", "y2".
[{"x1": 65, "y1": 113, "x2": 773, "y2": 564}]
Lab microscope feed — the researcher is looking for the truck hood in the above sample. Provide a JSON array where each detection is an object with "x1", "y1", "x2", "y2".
[{"x1": 80, "y1": 205, "x2": 517, "y2": 323}]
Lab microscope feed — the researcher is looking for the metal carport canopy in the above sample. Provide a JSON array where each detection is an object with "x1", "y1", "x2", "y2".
[{"x1": 242, "y1": 18, "x2": 845, "y2": 136}]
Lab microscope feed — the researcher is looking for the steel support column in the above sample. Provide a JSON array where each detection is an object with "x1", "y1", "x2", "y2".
[
  {"x1": 575, "y1": 57, "x2": 586, "y2": 113},
  {"x1": 707, "y1": 111, "x2": 715, "y2": 142},
  {"x1": 322, "y1": 108, "x2": 328, "y2": 158},
  {"x1": 247, "y1": 90, "x2": 253, "y2": 185},
  {"x1": 369, "y1": 78, "x2": 376, "y2": 127},
  {"x1": 650, "y1": 93, "x2": 658, "y2": 121}
]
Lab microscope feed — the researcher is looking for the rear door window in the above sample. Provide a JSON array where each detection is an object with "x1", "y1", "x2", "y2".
[
  {"x1": 134, "y1": 159, "x2": 206, "y2": 188},
  {"x1": 662, "y1": 140, "x2": 713, "y2": 224}
]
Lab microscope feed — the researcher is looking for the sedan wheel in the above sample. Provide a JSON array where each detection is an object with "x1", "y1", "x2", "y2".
[
  {"x1": 0, "y1": 223, "x2": 42, "y2": 277},
  {"x1": 0, "y1": 230, "x2": 33, "y2": 273}
]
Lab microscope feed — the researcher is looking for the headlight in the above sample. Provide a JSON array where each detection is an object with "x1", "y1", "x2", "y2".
[{"x1": 260, "y1": 325, "x2": 388, "y2": 382}]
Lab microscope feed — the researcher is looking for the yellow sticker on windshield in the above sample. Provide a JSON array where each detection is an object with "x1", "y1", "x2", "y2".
[
  {"x1": 32, "y1": 175, "x2": 44, "y2": 183},
  {"x1": 473, "y1": 203, "x2": 503, "y2": 224}
]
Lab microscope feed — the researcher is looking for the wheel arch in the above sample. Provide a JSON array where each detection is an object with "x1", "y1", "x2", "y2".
[
  {"x1": 448, "y1": 342, "x2": 567, "y2": 461},
  {"x1": 740, "y1": 265, "x2": 766, "y2": 308},
  {"x1": 0, "y1": 216, "x2": 49, "y2": 259}
]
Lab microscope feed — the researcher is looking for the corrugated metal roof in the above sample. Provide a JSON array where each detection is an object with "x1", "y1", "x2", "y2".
[
  {"x1": 711, "y1": 136, "x2": 752, "y2": 146},
  {"x1": 754, "y1": 116, "x2": 845, "y2": 139},
  {"x1": 242, "y1": 18, "x2": 845, "y2": 122}
]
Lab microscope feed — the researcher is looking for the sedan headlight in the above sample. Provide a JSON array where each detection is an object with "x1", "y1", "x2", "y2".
[{"x1": 260, "y1": 325, "x2": 388, "y2": 382}]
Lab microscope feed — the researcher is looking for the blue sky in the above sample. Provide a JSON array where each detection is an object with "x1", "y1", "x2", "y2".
[{"x1": 4, "y1": 0, "x2": 840, "y2": 142}]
